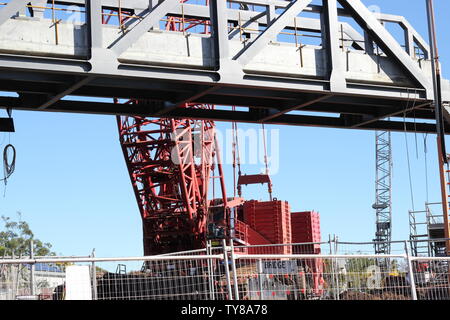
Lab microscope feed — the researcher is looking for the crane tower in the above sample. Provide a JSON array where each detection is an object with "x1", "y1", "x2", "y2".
[{"x1": 373, "y1": 131, "x2": 393, "y2": 254}]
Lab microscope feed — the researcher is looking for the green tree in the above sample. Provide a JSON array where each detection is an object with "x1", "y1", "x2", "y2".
[
  {"x1": 341, "y1": 254, "x2": 378, "y2": 291},
  {"x1": 0, "y1": 213, "x2": 55, "y2": 256}
]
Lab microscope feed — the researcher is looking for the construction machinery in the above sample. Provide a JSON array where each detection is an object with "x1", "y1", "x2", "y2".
[
  {"x1": 117, "y1": 102, "x2": 232, "y2": 254},
  {"x1": 117, "y1": 102, "x2": 325, "y2": 257},
  {"x1": 372, "y1": 131, "x2": 393, "y2": 255},
  {"x1": 115, "y1": 7, "x2": 242, "y2": 254},
  {"x1": 117, "y1": 103, "x2": 314, "y2": 254},
  {"x1": 114, "y1": 3, "x2": 323, "y2": 257}
]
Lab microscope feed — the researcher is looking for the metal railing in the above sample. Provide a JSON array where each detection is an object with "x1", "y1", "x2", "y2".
[{"x1": 1, "y1": 238, "x2": 449, "y2": 300}]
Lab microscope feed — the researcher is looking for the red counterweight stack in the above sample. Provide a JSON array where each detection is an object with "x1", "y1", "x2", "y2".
[
  {"x1": 291, "y1": 211, "x2": 321, "y2": 252},
  {"x1": 291, "y1": 211, "x2": 323, "y2": 295},
  {"x1": 243, "y1": 200, "x2": 292, "y2": 254}
]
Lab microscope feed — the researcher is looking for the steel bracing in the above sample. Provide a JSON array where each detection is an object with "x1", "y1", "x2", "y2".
[
  {"x1": 373, "y1": 131, "x2": 392, "y2": 254},
  {"x1": 409, "y1": 203, "x2": 448, "y2": 257},
  {"x1": 117, "y1": 102, "x2": 227, "y2": 255},
  {"x1": 0, "y1": 0, "x2": 449, "y2": 132}
]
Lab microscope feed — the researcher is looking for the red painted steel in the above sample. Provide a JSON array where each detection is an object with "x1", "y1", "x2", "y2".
[
  {"x1": 237, "y1": 174, "x2": 273, "y2": 199},
  {"x1": 237, "y1": 174, "x2": 271, "y2": 185},
  {"x1": 291, "y1": 211, "x2": 321, "y2": 244},
  {"x1": 117, "y1": 104, "x2": 223, "y2": 254},
  {"x1": 243, "y1": 200, "x2": 292, "y2": 254},
  {"x1": 234, "y1": 219, "x2": 272, "y2": 246},
  {"x1": 291, "y1": 211, "x2": 323, "y2": 294},
  {"x1": 114, "y1": 1, "x2": 232, "y2": 255},
  {"x1": 112, "y1": 1, "x2": 324, "y2": 259}
]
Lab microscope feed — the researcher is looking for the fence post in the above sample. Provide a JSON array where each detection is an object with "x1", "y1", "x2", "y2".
[
  {"x1": 258, "y1": 259, "x2": 263, "y2": 300},
  {"x1": 11, "y1": 250, "x2": 17, "y2": 300},
  {"x1": 334, "y1": 235, "x2": 341, "y2": 300},
  {"x1": 206, "y1": 241, "x2": 212, "y2": 299},
  {"x1": 29, "y1": 239, "x2": 35, "y2": 297},
  {"x1": 222, "y1": 239, "x2": 233, "y2": 300},
  {"x1": 10, "y1": 250, "x2": 16, "y2": 300},
  {"x1": 206, "y1": 241, "x2": 216, "y2": 300},
  {"x1": 334, "y1": 235, "x2": 339, "y2": 254},
  {"x1": 328, "y1": 235, "x2": 340, "y2": 300},
  {"x1": 229, "y1": 240, "x2": 240, "y2": 300},
  {"x1": 91, "y1": 249, "x2": 97, "y2": 300},
  {"x1": 404, "y1": 241, "x2": 418, "y2": 300},
  {"x1": 328, "y1": 235, "x2": 335, "y2": 299}
]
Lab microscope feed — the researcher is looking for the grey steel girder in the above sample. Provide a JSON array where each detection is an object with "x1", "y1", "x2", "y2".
[{"x1": 0, "y1": 0, "x2": 448, "y2": 134}]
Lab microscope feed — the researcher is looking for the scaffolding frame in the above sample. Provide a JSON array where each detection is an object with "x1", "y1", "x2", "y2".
[{"x1": 409, "y1": 202, "x2": 447, "y2": 257}]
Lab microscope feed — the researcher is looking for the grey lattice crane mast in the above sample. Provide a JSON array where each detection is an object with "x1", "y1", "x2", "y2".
[{"x1": 372, "y1": 131, "x2": 393, "y2": 255}]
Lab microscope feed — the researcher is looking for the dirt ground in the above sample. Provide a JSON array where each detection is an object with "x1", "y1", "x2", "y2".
[
  {"x1": 340, "y1": 287, "x2": 450, "y2": 300},
  {"x1": 339, "y1": 290, "x2": 410, "y2": 300},
  {"x1": 416, "y1": 286, "x2": 450, "y2": 300}
]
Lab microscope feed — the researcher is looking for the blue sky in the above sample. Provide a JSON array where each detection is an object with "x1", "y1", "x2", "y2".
[{"x1": 0, "y1": 0, "x2": 449, "y2": 261}]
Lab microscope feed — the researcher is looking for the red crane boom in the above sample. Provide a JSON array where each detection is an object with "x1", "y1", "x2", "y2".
[
  {"x1": 117, "y1": 102, "x2": 226, "y2": 255},
  {"x1": 112, "y1": 1, "x2": 228, "y2": 255}
]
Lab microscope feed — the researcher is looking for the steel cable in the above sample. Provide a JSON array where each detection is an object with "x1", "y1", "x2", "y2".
[
  {"x1": 413, "y1": 89, "x2": 419, "y2": 159},
  {"x1": 423, "y1": 133, "x2": 429, "y2": 203},
  {"x1": 403, "y1": 89, "x2": 416, "y2": 211},
  {"x1": 1, "y1": 144, "x2": 16, "y2": 184}
]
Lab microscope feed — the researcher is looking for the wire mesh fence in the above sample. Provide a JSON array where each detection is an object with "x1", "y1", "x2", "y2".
[
  {"x1": 334, "y1": 240, "x2": 408, "y2": 256},
  {"x1": 234, "y1": 241, "x2": 329, "y2": 256},
  {"x1": 230, "y1": 247, "x2": 416, "y2": 301},
  {"x1": 0, "y1": 261, "x2": 66, "y2": 300},
  {"x1": 410, "y1": 257, "x2": 450, "y2": 300},
  {"x1": 0, "y1": 239, "x2": 449, "y2": 300},
  {"x1": 95, "y1": 258, "x2": 227, "y2": 300},
  {"x1": 231, "y1": 256, "x2": 325, "y2": 300}
]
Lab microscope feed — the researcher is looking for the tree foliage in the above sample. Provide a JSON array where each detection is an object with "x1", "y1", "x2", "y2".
[{"x1": 0, "y1": 213, "x2": 55, "y2": 256}]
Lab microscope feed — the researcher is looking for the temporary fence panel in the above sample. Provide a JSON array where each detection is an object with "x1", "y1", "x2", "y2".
[
  {"x1": 334, "y1": 240, "x2": 407, "y2": 256},
  {"x1": 410, "y1": 257, "x2": 450, "y2": 300},
  {"x1": 231, "y1": 254, "x2": 414, "y2": 301},
  {"x1": 0, "y1": 261, "x2": 66, "y2": 300},
  {"x1": 95, "y1": 257, "x2": 227, "y2": 300},
  {"x1": 1, "y1": 240, "x2": 450, "y2": 301}
]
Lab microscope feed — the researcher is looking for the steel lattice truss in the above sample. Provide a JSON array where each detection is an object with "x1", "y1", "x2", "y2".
[
  {"x1": 0, "y1": 0, "x2": 449, "y2": 132},
  {"x1": 115, "y1": 4, "x2": 227, "y2": 255},
  {"x1": 117, "y1": 102, "x2": 223, "y2": 254},
  {"x1": 373, "y1": 131, "x2": 392, "y2": 254}
]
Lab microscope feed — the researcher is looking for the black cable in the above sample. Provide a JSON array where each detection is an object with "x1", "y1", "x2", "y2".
[
  {"x1": 423, "y1": 133, "x2": 429, "y2": 203},
  {"x1": 1, "y1": 144, "x2": 16, "y2": 184},
  {"x1": 403, "y1": 90, "x2": 415, "y2": 211},
  {"x1": 413, "y1": 89, "x2": 419, "y2": 159}
]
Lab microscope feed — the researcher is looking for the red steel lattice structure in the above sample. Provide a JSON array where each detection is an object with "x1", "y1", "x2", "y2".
[
  {"x1": 115, "y1": 3, "x2": 225, "y2": 255},
  {"x1": 117, "y1": 102, "x2": 225, "y2": 255},
  {"x1": 113, "y1": 2, "x2": 323, "y2": 258}
]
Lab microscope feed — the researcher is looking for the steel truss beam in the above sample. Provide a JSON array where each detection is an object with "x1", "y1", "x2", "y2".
[
  {"x1": 234, "y1": 0, "x2": 312, "y2": 65},
  {"x1": 1, "y1": 96, "x2": 446, "y2": 134},
  {"x1": 338, "y1": 0, "x2": 432, "y2": 95},
  {"x1": 0, "y1": 0, "x2": 448, "y2": 133},
  {"x1": 109, "y1": 0, "x2": 181, "y2": 56}
]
